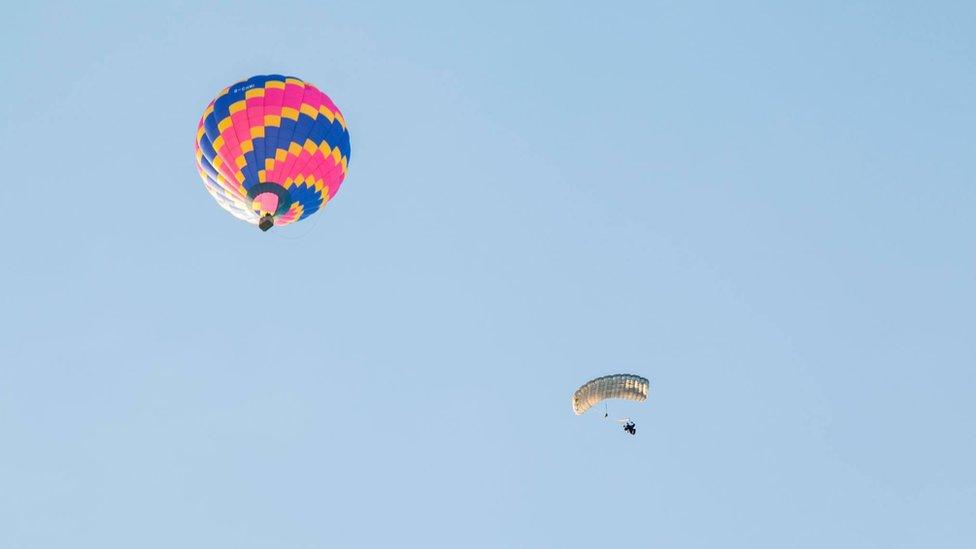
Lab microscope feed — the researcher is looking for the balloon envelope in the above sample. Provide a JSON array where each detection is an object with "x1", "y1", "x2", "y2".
[{"x1": 194, "y1": 74, "x2": 351, "y2": 229}]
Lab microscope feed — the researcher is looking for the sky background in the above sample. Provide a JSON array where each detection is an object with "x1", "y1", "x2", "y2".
[{"x1": 1, "y1": 1, "x2": 974, "y2": 547}]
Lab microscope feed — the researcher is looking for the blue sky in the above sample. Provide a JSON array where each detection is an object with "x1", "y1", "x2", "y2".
[{"x1": 1, "y1": 1, "x2": 974, "y2": 547}]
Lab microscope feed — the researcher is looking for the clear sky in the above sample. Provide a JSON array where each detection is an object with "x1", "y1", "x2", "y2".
[{"x1": 1, "y1": 1, "x2": 974, "y2": 547}]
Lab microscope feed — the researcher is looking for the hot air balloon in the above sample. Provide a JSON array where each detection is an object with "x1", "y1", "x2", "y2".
[
  {"x1": 194, "y1": 74, "x2": 351, "y2": 231},
  {"x1": 573, "y1": 374, "x2": 649, "y2": 435}
]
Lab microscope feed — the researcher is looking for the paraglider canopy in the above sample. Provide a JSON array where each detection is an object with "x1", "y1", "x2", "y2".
[{"x1": 572, "y1": 374, "x2": 649, "y2": 415}]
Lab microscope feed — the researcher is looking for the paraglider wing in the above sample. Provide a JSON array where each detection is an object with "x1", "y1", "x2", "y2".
[{"x1": 572, "y1": 374, "x2": 649, "y2": 415}]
